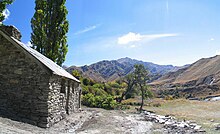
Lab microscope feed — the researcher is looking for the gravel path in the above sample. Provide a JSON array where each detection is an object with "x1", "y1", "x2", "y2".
[
  {"x1": 0, "y1": 110, "x2": 93, "y2": 134},
  {"x1": 0, "y1": 108, "x2": 158, "y2": 134},
  {"x1": 6, "y1": 107, "x2": 208, "y2": 134},
  {"x1": 0, "y1": 107, "x2": 205, "y2": 134},
  {"x1": 77, "y1": 108, "x2": 154, "y2": 134}
]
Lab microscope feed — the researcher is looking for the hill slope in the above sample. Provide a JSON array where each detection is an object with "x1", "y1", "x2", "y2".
[
  {"x1": 152, "y1": 55, "x2": 220, "y2": 85},
  {"x1": 66, "y1": 57, "x2": 180, "y2": 82},
  {"x1": 151, "y1": 55, "x2": 220, "y2": 97}
]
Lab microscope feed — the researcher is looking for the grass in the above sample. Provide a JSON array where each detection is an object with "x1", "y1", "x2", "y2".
[{"x1": 126, "y1": 98, "x2": 220, "y2": 133}]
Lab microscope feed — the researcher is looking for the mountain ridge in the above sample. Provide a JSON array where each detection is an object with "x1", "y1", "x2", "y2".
[
  {"x1": 65, "y1": 57, "x2": 184, "y2": 82},
  {"x1": 150, "y1": 55, "x2": 220, "y2": 98}
]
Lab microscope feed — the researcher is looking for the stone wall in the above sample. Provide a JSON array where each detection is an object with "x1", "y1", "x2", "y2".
[
  {"x1": 0, "y1": 25, "x2": 22, "y2": 40},
  {"x1": 47, "y1": 75, "x2": 81, "y2": 127},
  {"x1": 0, "y1": 26, "x2": 81, "y2": 128},
  {"x1": 0, "y1": 34, "x2": 51, "y2": 127}
]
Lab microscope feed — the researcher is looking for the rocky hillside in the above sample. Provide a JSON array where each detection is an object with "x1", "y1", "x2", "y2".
[
  {"x1": 151, "y1": 55, "x2": 220, "y2": 98},
  {"x1": 66, "y1": 57, "x2": 180, "y2": 82}
]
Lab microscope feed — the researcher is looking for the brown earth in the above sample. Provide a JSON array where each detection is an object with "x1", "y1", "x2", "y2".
[
  {"x1": 151, "y1": 55, "x2": 220, "y2": 86},
  {"x1": 150, "y1": 55, "x2": 220, "y2": 98},
  {"x1": 0, "y1": 107, "x2": 163, "y2": 134}
]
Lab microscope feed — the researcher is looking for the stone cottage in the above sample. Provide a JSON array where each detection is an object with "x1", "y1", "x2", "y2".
[{"x1": 0, "y1": 25, "x2": 81, "y2": 128}]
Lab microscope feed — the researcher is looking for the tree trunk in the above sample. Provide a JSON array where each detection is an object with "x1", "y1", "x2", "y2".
[
  {"x1": 118, "y1": 89, "x2": 129, "y2": 103},
  {"x1": 117, "y1": 83, "x2": 134, "y2": 103},
  {"x1": 139, "y1": 87, "x2": 144, "y2": 111}
]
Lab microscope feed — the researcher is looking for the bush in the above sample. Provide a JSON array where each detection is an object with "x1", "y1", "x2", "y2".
[
  {"x1": 110, "y1": 82, "x2": 121, "y2": 88},
  {"x1": 104, "y1": 83, "x2": 115, "y2": 96},
  {"x1": 125, "y1": 92, "x2": 136, "y2": 99},
  {"x1": 93, "y1": 83, "x2": 104, "y2": 89},
  {"x1": 82, "y1": 85, "x2": 89, "y2": 95},
  {"x1": 82, "y1": 78, "x2": 90, "y2": 86},
  {"x1": 145, "y1": 90, "x2": 154, "y2": 99},
  {"x1": 82, "y1": 93, "x2": 119, "y2": 110}
]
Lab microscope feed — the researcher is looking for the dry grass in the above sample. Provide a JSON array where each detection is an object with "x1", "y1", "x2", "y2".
[{"x1": 128, "y1": 98, "x2": 220, "y2": 133}]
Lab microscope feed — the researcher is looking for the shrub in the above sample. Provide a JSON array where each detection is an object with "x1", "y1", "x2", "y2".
[
  {"x1": 109, "y1": 82, "x2": 121, "y2": 88},
  {"x1": 125, "y1": 92, "x2": 136, "y2": 99},
  {"x1": 82, "y1": 78, "x2": 90, "y2": 86},
  {"x1": 81, "y1": 93, "x2": 119, "y2": 110},
  {"x1": 81, "y1": 85, "x2": 89, "y2": 95},
  {"x1": 145, "y1": 90, "x2": 154, "y2": 99},
  {"x1": 93, "y1": 83, "x2": 104, "y2": 89}
]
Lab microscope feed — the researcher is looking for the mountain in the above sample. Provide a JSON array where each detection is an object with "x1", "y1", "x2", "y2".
[
  {"x1": 66, "y1": 57, "x2": 181, "y2": 82},
  {"x1": 151, "y1": 55, "x2": 220, "y2": 97}
]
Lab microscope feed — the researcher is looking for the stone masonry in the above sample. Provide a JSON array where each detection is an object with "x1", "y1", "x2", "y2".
[{"x1": 0, "y1": 25, "x2": 81, "y2": 128}]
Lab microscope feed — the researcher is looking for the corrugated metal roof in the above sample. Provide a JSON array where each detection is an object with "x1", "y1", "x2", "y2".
[{"x1": 0, "y1": 30, "x2": 80, "y2": 83}]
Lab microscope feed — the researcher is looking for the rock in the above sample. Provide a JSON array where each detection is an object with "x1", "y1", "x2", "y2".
[
  {"x1": 141, "y1": 110, "x2": 204, "y2": 133},
  {"x1": 194, "y1": 125, "x2": 201, "y2": 130},
  {"x1": 165, "y1": 121, "x2": 174, "y2": 125},
  {"x1": 215, "y1": 125, "x2": 220, "y2": 130},
  {"x1": 158, "y1": 119, "x2": 165, "y2": 124},
  {"x1": 210, "y1": 119, "x2": 214, "y2": 122}
]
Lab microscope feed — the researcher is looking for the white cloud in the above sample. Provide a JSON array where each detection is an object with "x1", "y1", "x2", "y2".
[
  {"x1": 74, "y1": 24, "x2": 101, "y2": 35},
  {"x1": 118, "y1": 32, "x2": 142, "y2": 45},
  {"x1": 3, "y1": 9, "x2": 10, "y2": 21},
  {"x1": 210, "y1": 38, "x2": 215, "y2": 41},
  {"x1": 117, "y1": 32, "x2": 178, "y2": 45}
]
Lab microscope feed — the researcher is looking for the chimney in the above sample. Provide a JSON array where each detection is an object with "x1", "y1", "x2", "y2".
[{"x1": 0, "y1": 25, "x2": 22, "y2": 41}]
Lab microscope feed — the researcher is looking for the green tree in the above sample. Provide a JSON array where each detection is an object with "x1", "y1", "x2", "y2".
[
  {"x1": 134, "y1": 64, "x2": 149, "y2": 111},
  {"x1": 82, "y1": 78, "x2": 90, "y2": 86},
  {"x1": 31, "y1": 0, "x2": 69, "y2": 65},
  {"x1": 117, "y1": 73, "x2": 136, "y2": 103},
  {"x1": 0, "y1": 0, "x2": 13, "y2": 23},
  {"x1": 72, "y1": 70, "x2": 81, "y2": 80}
]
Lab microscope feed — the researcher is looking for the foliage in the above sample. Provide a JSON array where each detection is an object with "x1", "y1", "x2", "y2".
[
  {"x1": 31, "y1": 0, "x2": 69, "y2": 65},
  {"x1": 80, "y1": 76, "x2": 130, "y2": 109},
  {"x1": 125, "y1": 91, "x2": 136, "y2": 99},
  {"x1": 82, "y1": 77, "x2": 90, "y2": 86},
  {"x1": 0, "y1": 0, "x2": 13, "y2": 23},
  {"x1": 72, "y1": 70, "x2": 81, "y2": 80},
  {"x1": 79, "y1": 64, "x2": 153, "y2": 110},
  {"x1": 117, "y1": 73, "x2": 136, "y2": 103},
  {"x1": 158, "y1": 89, "x2": 181, "y2": 99},
  {"x1": 82, "y1": 93, "x2": 118, "y2": 110},
  {"x1": 144, "y1": 88, "x2": 154, "y2": 99},
  {"x1": 134, "y1": 64, "x2": 150, "y2": 111}
]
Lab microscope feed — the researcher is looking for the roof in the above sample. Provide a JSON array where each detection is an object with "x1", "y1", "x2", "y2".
[{"x1": 0, "y1": 29, "x2": 80, "y2": 83}]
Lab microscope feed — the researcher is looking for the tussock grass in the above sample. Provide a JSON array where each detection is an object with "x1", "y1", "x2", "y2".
[
  {"x1": 125, "y1": 98, "x2": 220, "y2": 134},
  {"x1": 141, "y1": 99, "x2": 220, "y2": 133}
]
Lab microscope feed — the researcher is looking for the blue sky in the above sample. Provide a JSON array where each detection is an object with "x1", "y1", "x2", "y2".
[{"x1": 4, "y1": 0, "x2": 220, "y2": 66}]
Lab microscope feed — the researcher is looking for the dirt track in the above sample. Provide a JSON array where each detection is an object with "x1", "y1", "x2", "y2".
[
  {"x1": 0, "y1": 108, "x2": 162, "y2": 134},
  {"x1": 76, "y1": 108, "x2": 155, "y2": 134}
]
